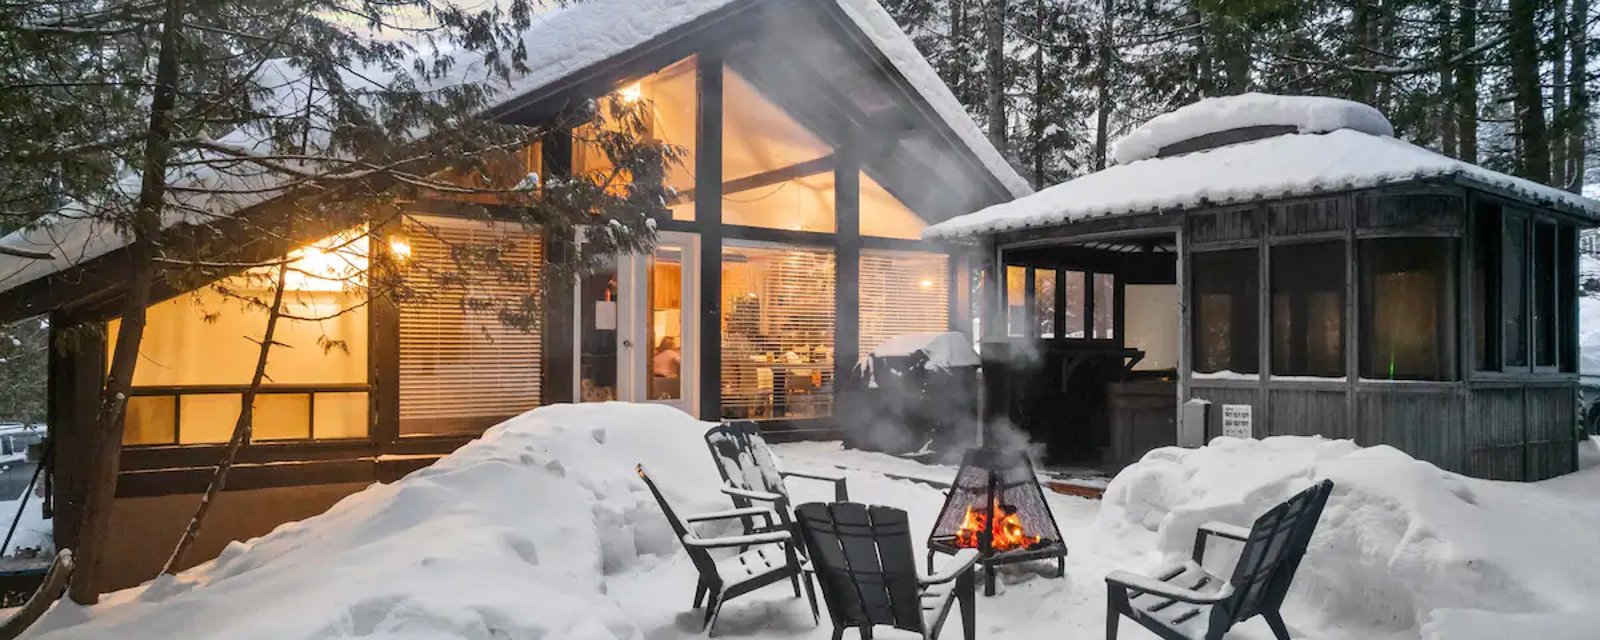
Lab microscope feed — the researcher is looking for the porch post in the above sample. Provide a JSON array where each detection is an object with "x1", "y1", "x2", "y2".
[
  {"x1": 834, "y1": 150, "x2": 861, "y2": 398},
  {"x1": 48, "y1": 313, "x2": 103, "y2": 553},
  {"x1": 696, "y1": 52, "x2": 724, "y2": 422},
  {"x1": 542, "y1": 131, "x2": 576, "y2": 405},
  {"x1": 1175, "y1": 229, "x2": 1191, "y2": 412}
]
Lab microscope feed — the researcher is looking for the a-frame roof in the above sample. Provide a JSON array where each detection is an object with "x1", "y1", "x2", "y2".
[{"x1": 0, "y1": 0, "x2": 1028, "y2": 314}]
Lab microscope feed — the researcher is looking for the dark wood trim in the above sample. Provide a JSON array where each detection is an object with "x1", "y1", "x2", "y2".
[
  {"x1": 696, "y1": 52, "x2": 725, "y2": 421},
  {"x1": 1156, "y1": 125, "x2": 1298, "y2": 158},
  {"x1": 675, "y1": 154, "x2": 835, "y2": 204},
  {"x1": 721, "y1": 225, "x2": 836, "y2": 246},
  {"x1": 542, "y1": 131, "x2": 576, "y2": 405},
  {"x1": 48, "y1": 315, "x2": 104, "y2": 552},
  {"x1": 1022, "y1": 267, "x2": 1037, "y2": 338},
  {"x1": 1052, "y1": 268, "x2": 1067, "y2": 338},
  {"x1": 834, "y1": 151, "x2": 862, "y2": 391}
]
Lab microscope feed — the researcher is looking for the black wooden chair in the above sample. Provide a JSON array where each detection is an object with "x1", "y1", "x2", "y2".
[
  {"x1": 1105, "y1": 479, "x2": 1334, "y2": 640},
  {"x1": 796, "y1": 502, "x2": 979, "y2": 640},
  {"x1": 705, "y1": 422, "x2": 849, "y2": 527},
  {"x1": 636, "y1": 465, "x2": 818, "y2": 636}
]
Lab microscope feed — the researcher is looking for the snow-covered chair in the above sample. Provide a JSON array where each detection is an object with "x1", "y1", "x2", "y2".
[
  {"x1": 1104, "y1": 479, "x2": 1334, "y2": 640},
  {"x1": 635, "y1": 464, "x2": 818, "y2": 636},
  {"x1": 795, "y1": 502, "x2": 978, "y2": 640},
  {"x1": 704, "y1": 422, "x2": 848, "y2": 526}
]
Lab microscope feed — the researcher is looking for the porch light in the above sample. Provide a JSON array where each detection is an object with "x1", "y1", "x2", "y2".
[
  {"x1": 389, "y1": 237, "x2": 412, "y2": 262},
  {"x1": 618, "y1": 82, "x2": 642, "y2": 103}
]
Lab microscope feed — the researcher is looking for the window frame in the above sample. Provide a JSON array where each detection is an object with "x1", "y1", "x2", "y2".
[
  {"x1": 1356, "y1": 236, "x2": 1460, "y2": 381},
  {"x1": 1267, "y1": 238, "x2": 1348, "y2": 379}
]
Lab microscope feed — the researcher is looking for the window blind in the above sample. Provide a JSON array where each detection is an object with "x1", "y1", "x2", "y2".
[
  {"x1": 859, "y1": 250, "x2": 949, "y2": 355},
  {"x1": 721, "y1": 242, "x2": 836, "y2": 420},
  {"x1": 399, "y1": 215, "x2": 543, "y2": 436}
]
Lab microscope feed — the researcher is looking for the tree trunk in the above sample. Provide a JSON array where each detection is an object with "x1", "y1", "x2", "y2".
[
  {"x1": 1457, "y1": 0, "x2": 1480, "y2": 163},
  {"x1": 1569, "y1": 0, "x2": 1590, "y2": 192},
  {"x1": 948, "y1": 0, "x2": 966, "y2": 99},
  {"x1": 1553, "y1": 0, "x2": 1570, "y2": 188},
  {"x1": 1092, "y1": 0, "x2": 1112, "y2": 171},
  {"x1": 1438, "y1": 0, "x2": 1457, "y2": 157},
  {"x1": 1352, "y1": 0, "x2": 1376, "y2": 103},
  {"x1": 162, "y1": 263, "x2": 288, "y2": 575},
  {"x1": 984, "y1": 0, "x2": 1007, "y2": 150},
  {"x1": 1030, "y1": 0, "x2": 1046, "y2": 186},
  {"x1": 1510, "y1": 0, "x2": 1551, "y2": 184},
  {"x1": 69, "y1": 0, "x2": 186, "y2": 605},
  {"x1": 1191, "y1": 2, "x2": 1213, "y2": 97}
]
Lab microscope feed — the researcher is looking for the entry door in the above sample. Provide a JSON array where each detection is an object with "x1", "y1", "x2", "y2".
[{"x1": 574, "y1": 232, "x2": 699, "y2": 416}]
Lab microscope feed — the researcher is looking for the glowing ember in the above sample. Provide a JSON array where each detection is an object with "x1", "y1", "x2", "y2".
[{"x1": 954, "y1": 499, "x2": 1041, "y2": 551}]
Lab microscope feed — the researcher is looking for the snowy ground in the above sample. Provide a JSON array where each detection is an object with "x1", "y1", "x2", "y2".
[{"x1": 18, "y1": 403, "x2": 1600, "y2": 639}]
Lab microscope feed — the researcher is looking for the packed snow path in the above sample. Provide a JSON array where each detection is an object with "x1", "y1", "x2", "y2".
[{"x1": 19, "y1": 403, "x2": 1600, "y2": 639}]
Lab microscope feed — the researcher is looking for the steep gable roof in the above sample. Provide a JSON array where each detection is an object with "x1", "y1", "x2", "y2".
[{"x1": 0, "y1": 0, "x2": 1027, "y2": 301}]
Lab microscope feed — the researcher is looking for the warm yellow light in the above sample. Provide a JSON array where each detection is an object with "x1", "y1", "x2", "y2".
[
  {"x1": 919, "y1": 279, "x2": 934, "y2": 289},
  {"x1": 618, "y1": 83, "x2": 642, "y2": 103},
  {"x1": 280, "y1": 228, "x2": 369, "y2": 291},
  {"x1": 389, "y1": 238, "x2": 412, "y2": 261}
]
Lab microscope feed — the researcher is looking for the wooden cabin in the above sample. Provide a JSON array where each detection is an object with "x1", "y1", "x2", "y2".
[
  {"x1": 928, "y1": 94, "x2": 1600, "y2": 482},
  {"x1": 0, "y1": 0, "x2": 1026, "y2": 588}
]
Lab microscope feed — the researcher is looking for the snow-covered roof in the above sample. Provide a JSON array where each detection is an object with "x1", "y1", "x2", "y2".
[
  {"x1": 1111, "y1": 93, "x2": 1394, "y2": 165},
  {"x1": 0, "y1": 0, "x2": 1027, "y2": 299},
  {"x1": 927, "y1": 94, "x2": 1600, "y2": 240}
]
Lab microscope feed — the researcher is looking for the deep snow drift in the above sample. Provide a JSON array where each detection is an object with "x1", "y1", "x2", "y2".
[
  {"x1": 19, "y1": 403, "x2": 1600, "y2": 639},
  {"x1": 1101, "y1": 436, "x2": 1600, "y2": 640}
]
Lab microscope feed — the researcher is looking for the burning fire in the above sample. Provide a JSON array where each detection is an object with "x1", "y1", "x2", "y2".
[{"x1": 954, "y1": 499, "x2": 1041, "y2": 551}]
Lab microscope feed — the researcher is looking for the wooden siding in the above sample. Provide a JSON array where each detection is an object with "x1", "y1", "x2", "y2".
[
  {"x1": 1187, "y1": 382, "x2": 1260, "y2": 439},
  {"x1": 1268, "y1": 387, "x2": 1349, "y2": 438},
  {"x1": 1356, "y1": 386, "x2": 1466, "y2": 473},
  {"x1": 1187, "y1": 207, "x2": 1259, "y2": 245},
  {"x1": 1269, "y1": 197, "x2": 1349, "y2": 238},
  {"x1": 1526, "y1": 385, "x2": 1578, "y2": 480}
]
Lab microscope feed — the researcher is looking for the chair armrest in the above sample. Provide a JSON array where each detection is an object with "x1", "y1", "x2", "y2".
[
  {"x1": 683, "y1": 529, "x2": 792, "y2": 549},
  {"x1": 721, "y1": 483, "x2": 785, "y2": 503},
  {"x1": 685, "y1": 506, "x2": 775, "y2": 525},
  {"x1": 919, "y1": 548, "x2": 980, "y2": 586},
  {"x1": 1104, "y1": 570, "x2": 1234, "y2": 605},
  {"x1": 780, "y1": 469, "x2": 850, "y2": 501},
  {"x1": 1192, "y1": 521, "x2": 1250, "y2": 563},
  {"x1": 1199, "y1": 521, "x2": 1251, "y2": 542}
]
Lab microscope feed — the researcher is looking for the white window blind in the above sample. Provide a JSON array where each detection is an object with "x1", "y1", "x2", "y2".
[
  {"x1": 859, "y1": 250, "x2": 950, "y2": 355},
  {"x1": 399, "y1": 215, "x2": 543, "y2": 436},
  {"x1": 721, "y1": 242, "x2": 836, "y2": 420}
]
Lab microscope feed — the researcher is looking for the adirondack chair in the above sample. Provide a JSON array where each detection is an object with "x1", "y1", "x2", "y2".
[
  {"x1": 636, "y1": 464, "x2": 818, "y2": 636},
  {"x1": 1104, "y1": 479, "x2": 1334, "y2": 640},
  {"x1": 795, "y1": 502, "x2": 979, "y2": 640},
  {"x1": 704, "y1": 422, "x2": 849, "y2": 526}
]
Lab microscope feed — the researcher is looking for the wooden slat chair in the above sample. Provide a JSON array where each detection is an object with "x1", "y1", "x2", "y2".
[
  {"x1": 1105, "y1": 479, "x2": 1334, "y2": 640},
  {"x1": 705, "y1": 422, "x2": 849, "y2": 527},
  {"x1": 796, "y1": 502, "x2": 979, "y2": 640},
  {"x1": 636, "y1": 465, "x2": 818, "y2": 636}
]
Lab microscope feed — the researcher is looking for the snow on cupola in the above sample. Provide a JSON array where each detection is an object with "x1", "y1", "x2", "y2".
[{"x1": 1110, "y1": 93, "x2": 1395, "y2": 165}]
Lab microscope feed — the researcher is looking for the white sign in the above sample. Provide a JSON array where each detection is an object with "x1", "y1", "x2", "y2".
[{"x1": 1221, "y1": 404, "x2": 1253, "y2": 439}]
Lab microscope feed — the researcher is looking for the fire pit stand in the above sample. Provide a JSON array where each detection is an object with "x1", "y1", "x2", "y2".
[{"x1": 926, "y1": 447, "x2": 1068, "y2": 596}]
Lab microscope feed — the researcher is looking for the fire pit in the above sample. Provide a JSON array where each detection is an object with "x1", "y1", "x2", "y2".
[{"x1": 926, "y1": 447, "x2": 1067, "y2": 595}]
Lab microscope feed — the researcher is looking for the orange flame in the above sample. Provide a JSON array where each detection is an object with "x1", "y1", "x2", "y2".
[{"x1": 954, "y1": 499, "x2": 1041, "y2": 551}]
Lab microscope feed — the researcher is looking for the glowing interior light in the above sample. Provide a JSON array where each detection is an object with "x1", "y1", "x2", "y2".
[
  {"x1": 618, "y1": 83, "x2": 643, "y2": 103},
  {"x1": 919, "y1": 279, "x2": 934, "y2": 289},
  {"x1": 389, "y1": 238, "x2": 412, "y2": 262}
]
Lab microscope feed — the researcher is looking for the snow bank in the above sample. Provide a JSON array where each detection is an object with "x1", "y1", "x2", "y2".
[
  {"x1": 1099, "y1": 436, "x2": 1600, "y2": 639},
  {"x1": 25, "y1": 403, "x2": 726, "y2": 640},
  {"x1": 1110, "y1": 93, "x2": 1394, "y2": 165}
]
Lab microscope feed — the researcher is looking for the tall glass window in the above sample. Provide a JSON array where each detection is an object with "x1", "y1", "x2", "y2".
[
  {"x1": 1093, "y1": 273, "x2": 1115, "y2": 340},
  {"x1": 115, "y1": 229, "x2": 371, "y2": 445},
  {"x1": 1504, "y1": 212, "x2": 1529, "y2": 367},
  {"x1": 1035, "y1": 269, "x2": 1057, "y2": 338},
  {"x1": 1473, "y1": 204, "x2": 1501, "y2": 371},
  {"x1": 398, "y1": 216, "x2": 544, "y2": 435},
  {"x1": 1271, "y1": 242, "x2": 1345, "y2": 377},
  {"x1": 720, "y1": 66, "x2": 834, "y2": 232},
  {"x1": 721, "y1": 243, "x2": 836, "y2": 420},
  {"x1": 1062, "y1": 271, "x2": 1086, "y2": 338},
  {"x1": 649, "y1": 246, "x2": 685, "y2": 401},
  {"x1": 860, "y1": 250, "x2": 949, "y2": 354},
  {"x1": 1360, "y1": 239, "x2": 1456, "y2": 380},
  {"x1": 1005, "y1": 265, "x2": 1028, "y2": 337},
  {"x1": 574, "y1": 57, "x2": 698, "y2": 220},
  {"x1": 1193, "y1": 250, "x2": 1259, "y2": 374},
  {"x1": 1534, "y1": 221, "x2": 1558, "y2": 367}
]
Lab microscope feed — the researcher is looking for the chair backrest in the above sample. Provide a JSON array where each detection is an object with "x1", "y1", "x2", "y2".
[
  {"x1": 1219, "y1": 479, "x2": 1334, "y2": 623},
  {"x1": 636, "y1": 464, "x2": 718, "y2": 580},
  {"x1": 704, "y1": 422, "x2": 789, "y2": 503},
  {"x1": 795, "y1": 502, "x2": 925, "y2": 635}
]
